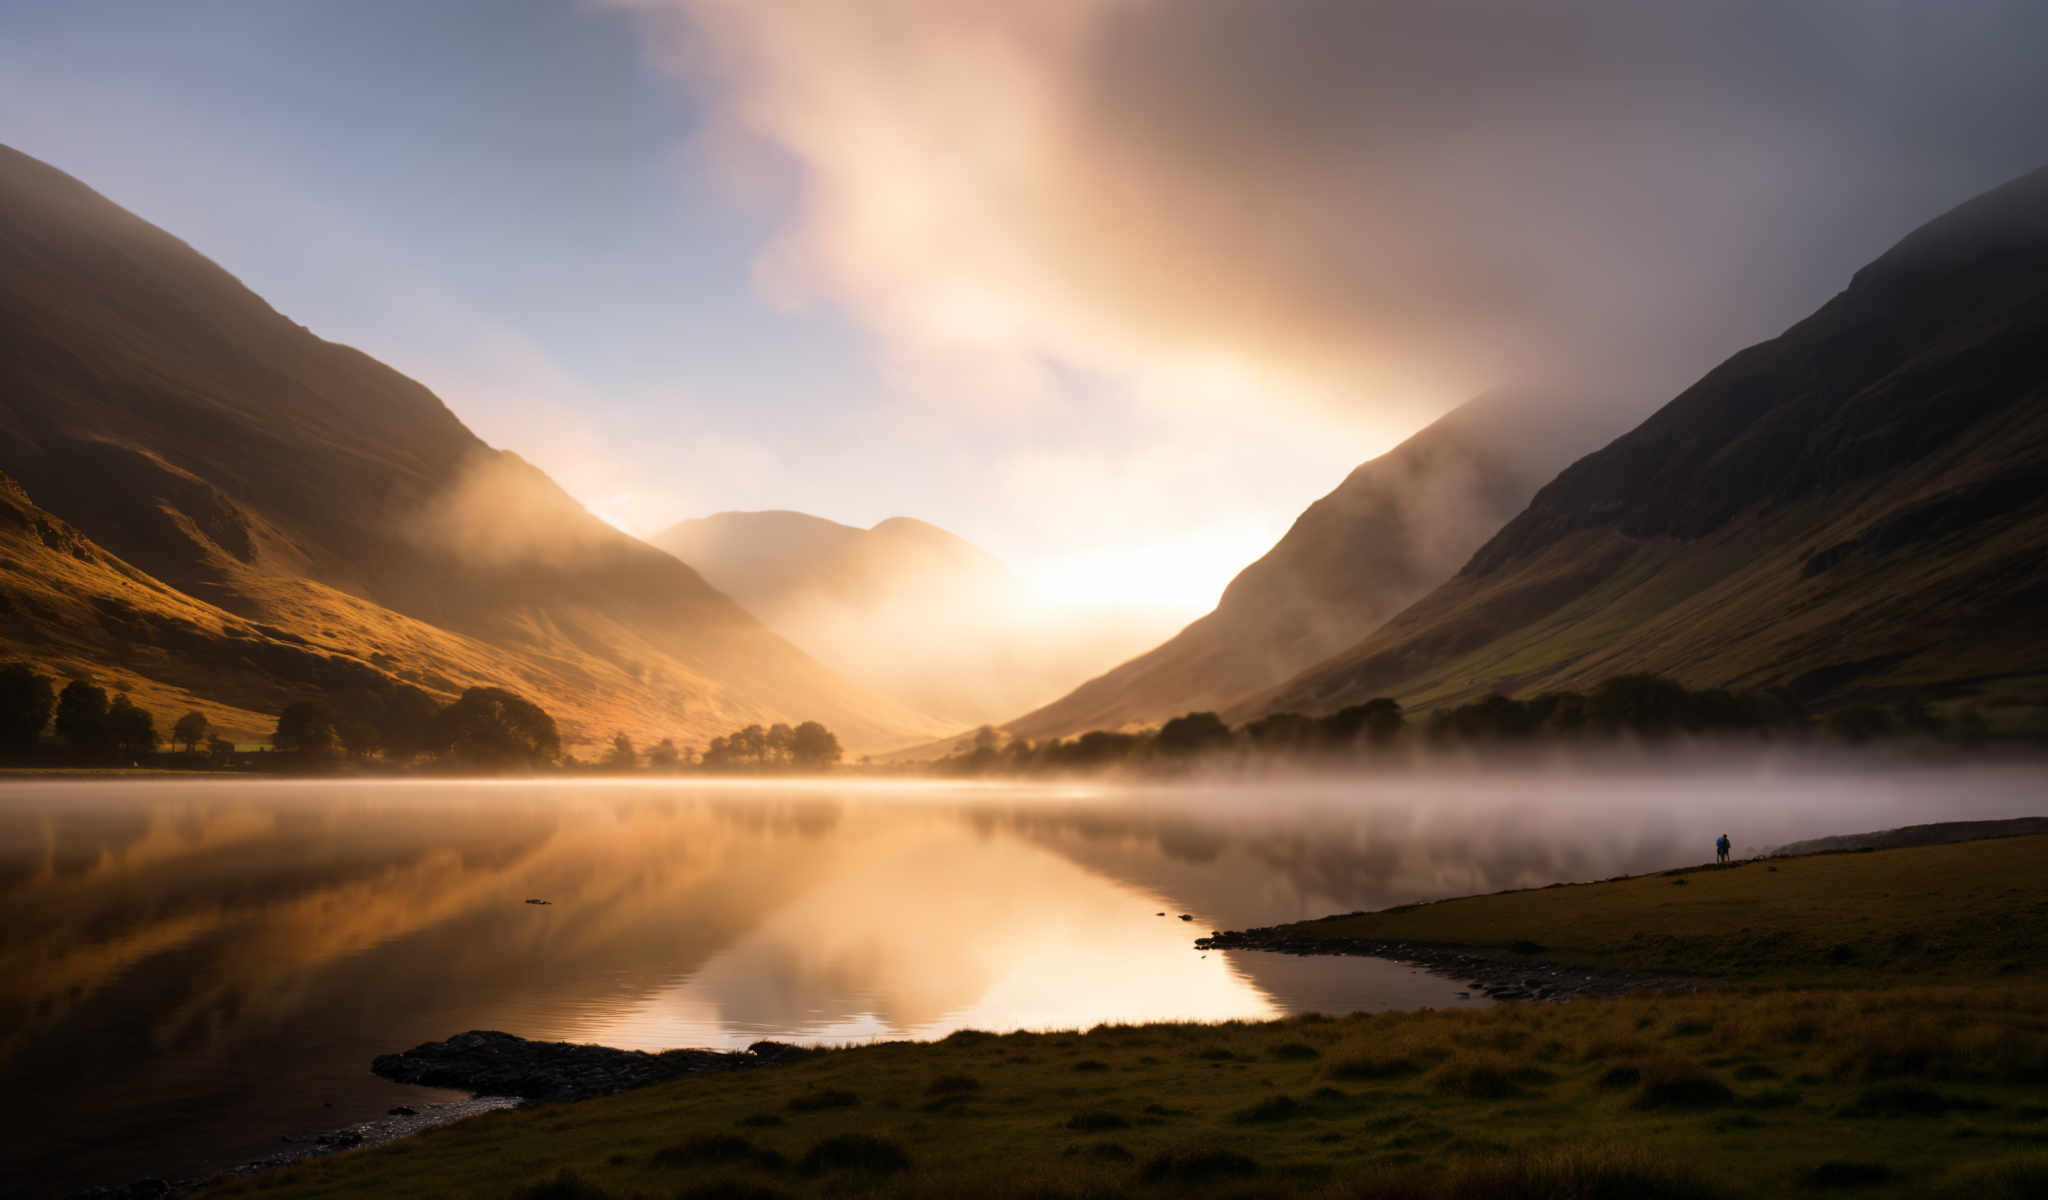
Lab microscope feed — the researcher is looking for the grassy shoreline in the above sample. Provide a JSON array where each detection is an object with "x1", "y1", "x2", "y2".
[{"x1": 205, "y1": 835, "x2": 2048, "y2": 1199}]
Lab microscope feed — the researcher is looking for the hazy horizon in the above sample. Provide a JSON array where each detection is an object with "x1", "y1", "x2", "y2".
[{"x1": 8, "y1": 1, "x2": 2048, "y2": 616}]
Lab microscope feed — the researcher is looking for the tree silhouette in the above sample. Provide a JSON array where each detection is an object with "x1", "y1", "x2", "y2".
[
  {"x1": 172, "y1": 710, "x2": 211, "y2": 754},
  {"x1": 1157, "y1": 711, "x2": 1232, "y2": 757},
  {"x1": 107, "y1": 693, "x2": 157, "y2": 759},
  {"x1": 791, "y1": 720, "x2": 842, "y2": 768},
  {"x1": 54, "y1": 679, "x2": 112, "y2": 757},
  {"x1": 767, "y1": 723, "x2": 797, "y2": 766},
  {"x1": 274, "y1": 699, "x2": 339, "y2": 758},
  {"x1": 0, "y1": 663, "x2": 54, "y2": 752},
  {"x1": 605, "y1": 732, "x2": 639, "y2": 770},
  {"x1": 432, "y1": 687, "x2": 560, "y2": 769},
  {"x1": 648, "y1": 737, "x2": 681, "y2": 769}
]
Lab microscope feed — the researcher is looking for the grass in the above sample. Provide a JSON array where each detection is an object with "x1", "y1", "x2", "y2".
[
  {"x1": 202, "y1": 837, "x2": 2048, "y2": 1199},
  {"x1": 1279, "y1": 835, "x2": 2048, "y2": 986}
]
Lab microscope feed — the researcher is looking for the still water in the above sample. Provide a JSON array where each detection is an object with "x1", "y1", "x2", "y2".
[{"x1": 2, "y1": 763, "x2": 2042, "y2": 1194}]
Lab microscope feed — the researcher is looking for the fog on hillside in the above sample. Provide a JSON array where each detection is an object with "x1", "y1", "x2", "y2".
[{"x1": 656, "y1": 511, "x2": 1185, "y2": 729}]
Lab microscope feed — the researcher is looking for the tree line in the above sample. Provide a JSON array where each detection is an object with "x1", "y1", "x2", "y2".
[
  {"x1": 578, "y1": 720, "x2": 841, "y2": 772},
  {"x1": 0, "y1": 661, "x2": 849, "y2": 774},
  {"x1": 931, "y1": 674, "x2": 2004, "y2": 775}
]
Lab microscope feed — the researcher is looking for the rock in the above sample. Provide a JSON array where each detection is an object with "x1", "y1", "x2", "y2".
[
  {"x1": 524, "y1": 898, "x2": 551, "y2": 905},
  {"x1": 386, "y1": 1106, "x2": 418, "y2": 1116},
  {"x1": 371, "y1": 1030, "x2": 759, "y2": 1101},
  {"x1": 1178, "y1": 914, "x2": 1193, "y2": 921}
]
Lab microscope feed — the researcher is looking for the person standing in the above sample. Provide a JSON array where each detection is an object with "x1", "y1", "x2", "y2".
[{"x1": 1716, "y1": 833, "x2": 1731, "y2": 864}]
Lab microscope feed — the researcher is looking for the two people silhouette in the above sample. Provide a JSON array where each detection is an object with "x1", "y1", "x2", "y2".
[{"x1": 1715, "y1": 833, "x2": 1731, "y2": 864}]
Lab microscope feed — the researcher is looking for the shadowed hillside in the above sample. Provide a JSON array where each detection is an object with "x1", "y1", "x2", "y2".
[
  {"x1": 1003, "y1": 394, "x2": 1635, "y2": 740},
  {"x1": 0, "y1": 144, "x2": 946, "y2": 753},
  {"x1": 656, "y1": 511, "x2": 1177, "y2": 728},
  {"x1": 1245, "y1": 166, "x2": 2048, "y2": 729}
]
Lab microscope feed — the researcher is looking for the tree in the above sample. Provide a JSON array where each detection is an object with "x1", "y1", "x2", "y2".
[
  {"x1": 0, "y1": 664, "x2": 55, "y2": 752},
  {"x1": 107, "y1": 693, "x2": 158, "y2": 759},
  {"x1": 791, "y1": 721, "x2": 842, "y2": 769},
  {"x1": 274, "y1": 699, "x2": 339, "y2": 758},
  {"x1": 734, "y1": 724, "x2": 768, "y2": 766},
  {"x1": 432, "y1": 687, "x2": 560, "y2": 769},
  {"x1": 647, "y1": 738, "x2": 681, "y2": 769},
  {"x1": 1157, "y1": 711, "x2": 1232, "y2": 757},
  {"x1": 207, "y1": 735, "x2": 236, "y2": 766},
  {"x1": 54, "y1": 679, "x2": 112, "y2": 757},
  {"x1": 1245, "y1": 712, "x2": 1316, "y2": 754},
  {"x1": 766, "y1": 723, "x2": 797, "y2": 766},
  {"x1": 377, "y1": 687, "x2": 442, "y2": 761},
  {"x1": 339, "y1": 718, "x2": 384, "y2": 760},
  {"x1": 605, "y1": 732, "x2": 639, "y2": 770},
  {"x1": 172, "y1": 710, "x2": 212, "y2": 754}
]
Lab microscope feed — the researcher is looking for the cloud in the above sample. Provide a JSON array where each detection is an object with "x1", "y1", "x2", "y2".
[{"x1": 617, "y1": 0, "x2": 2048, "y2": 433}]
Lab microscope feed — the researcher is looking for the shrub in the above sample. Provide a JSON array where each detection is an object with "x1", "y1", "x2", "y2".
[
  {"x1": 1271, "y1": 1041, "x2": 1322, "y2": 1060},
  {"x1": 925, "y1": 1074, "x2": 980, "y2": 1095},
  {"x1": 787, "y1": 1088, "x2": 858, "y2": 1112},
  {"x1": 1065, "y1": 1110, "x2": 1129, "y2": 1131}
]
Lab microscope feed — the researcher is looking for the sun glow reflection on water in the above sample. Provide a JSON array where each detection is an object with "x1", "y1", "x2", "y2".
[{"x1": 2, "y1": 763, "x2": 2042, "y2": 1193}]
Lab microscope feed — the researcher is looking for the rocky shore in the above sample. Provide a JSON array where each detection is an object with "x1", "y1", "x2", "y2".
[
  {"x1": 69, "y1": 1034, "x2": 811, "y2": 1198},
  {"x1": 370, "y1": 1029, "x2": 812, "y2": 1101},
  {"x1": 1194, "y1": 929, "x2": 1706, "y2": 1002}
]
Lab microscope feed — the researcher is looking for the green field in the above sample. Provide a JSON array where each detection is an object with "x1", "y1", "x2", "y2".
[
  {"x1": 207, "y1": 838, "x2": 2048, "y2": 1200},
  {"x1": 1279, "y1": 835, "x2": 2048, "y2": 987}
]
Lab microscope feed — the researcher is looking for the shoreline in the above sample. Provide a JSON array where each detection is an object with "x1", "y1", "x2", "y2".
[{"x1": 1195, "y1": 930, "x2": 1706, "y2": 1002}]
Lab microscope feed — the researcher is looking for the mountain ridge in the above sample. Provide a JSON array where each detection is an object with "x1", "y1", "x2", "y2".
[
  {"x1": 999, "y1": 391, "x2": 1639, "y2": 741},
  {"x1": 0, "y1": 143, "x2": 946, "y2": 751},
  {"x1": 1240, "y1": 165, "x2": 2048, "y2": 727}
]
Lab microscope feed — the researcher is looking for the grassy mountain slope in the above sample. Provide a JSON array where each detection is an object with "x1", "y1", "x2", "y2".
[
  {"x1": 0, "y1": 144, "x2": 945, "y2": 752},
  {"x1": 1003, "y1": 395, "x2": 1633, "y2": 740},
  {"x1": 656, "y1": 511, "x2": 1178, "y2": 729},
  {"x1": 1244, "y1": 167, "x2": 2048, "y2": 728}
]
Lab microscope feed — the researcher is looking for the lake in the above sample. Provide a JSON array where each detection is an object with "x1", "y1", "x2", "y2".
[{"x1": 3, "y1": 760, "x2": 2042, "y2": 1194}]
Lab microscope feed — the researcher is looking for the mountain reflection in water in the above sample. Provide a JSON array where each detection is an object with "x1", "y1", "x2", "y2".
[{"x1": 1, "y1": 765, "x2": 2039, "y2": 1194}]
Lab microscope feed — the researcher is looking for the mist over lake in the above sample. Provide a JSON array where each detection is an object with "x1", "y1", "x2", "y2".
[{"x1": 2, "y1": 763, "x2": 2040, "y2": 1193}]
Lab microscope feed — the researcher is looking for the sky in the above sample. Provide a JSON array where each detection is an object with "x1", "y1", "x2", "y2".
[{"x1": 4, "y1": 0, "x2": 2046, "y2": 616}]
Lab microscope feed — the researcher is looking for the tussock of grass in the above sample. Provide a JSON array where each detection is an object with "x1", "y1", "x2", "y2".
[
  {"x1": 1630, "y1": 1057, "x2": 1734, "y2": 1109},
  {"x1": 1930, "y1": 1156, "x2": 2048, "y2": 1200},
  {"x1": 1799, "y1": 1161, "x2": 1892, "y2": 1188},
  {"x1": 1330, "y1": 1055, "x2": 1423, "y2": 1081},
  {"x1": 1234, "y1": 1093, "x2": 1307, "y2": 1123},
  {"x1": 796, "y1": 1132, "x2": 910, "y2": 1175},
  {"x1": 785, "y1": 1088, "x2": 857, "y2": 1112},
  {"x1": 1139, "y1": 1145, "x2": 1260, "y2": 1183},
  {"x1": 650, "y1": 1135, "x2": 785, "y2": 1171}
]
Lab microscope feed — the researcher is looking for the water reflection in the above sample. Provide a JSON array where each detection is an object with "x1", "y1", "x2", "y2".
[{"x1": 1, "y1": 764, "x2": 2039, "y2": 1194}]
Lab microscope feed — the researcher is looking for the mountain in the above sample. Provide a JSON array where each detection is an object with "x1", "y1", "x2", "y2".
[
  {"x1": 1002, "y1": 393, "x2": 1635, "y2": 741},
  {"x1": 0, "y1": 143, "x2": 947, "y2": 751},
  {"x1": 1243, "y1": 166, "x2": 2048, "y2": 727},
  {"x1": 655, "y1": 511, "x2": 1179, "y2": 728}
]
